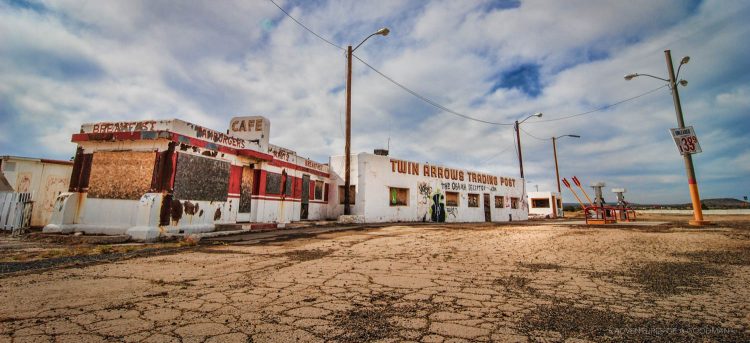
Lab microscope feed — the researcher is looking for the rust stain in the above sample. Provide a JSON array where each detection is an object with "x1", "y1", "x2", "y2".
[
  {"x1": 170, "y1": 198, "x2": 183, "y2": 222},
  {"x1": 183, "y1": 201, "x2": 199, "y2": 216},
  {"x1": 199, "y1": 209, "x2": 204, "y2": 217},
  {"x1": 213, "y1": 208, "x2": 221, "y2": 221}
]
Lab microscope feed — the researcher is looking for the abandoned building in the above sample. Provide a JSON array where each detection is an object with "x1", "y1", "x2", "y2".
[{"x1": 43, "y1": 117, "x2": 529, "y2": 241}]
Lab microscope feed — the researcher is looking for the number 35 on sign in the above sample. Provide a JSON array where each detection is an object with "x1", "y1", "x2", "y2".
[{"x1": 669, "y1": 126, "x2": 702, "y2": 155}]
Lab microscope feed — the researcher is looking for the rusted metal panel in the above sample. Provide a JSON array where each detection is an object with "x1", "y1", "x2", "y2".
[
  {"x1": 265, "y1": 172, "x2": 282, "y2": 195},
  {"x1": 172, "y1": 153, "x2": 229, "y2": 202},
  {"x1": 69, "y1": 147, "x2": 84, "y2": 192},
  {"x1": 88, "y1": 151, "x2": 156, "y2": 200},
  {"x1": 239, "y1": 167, "x2": 254, "y2": 213}
]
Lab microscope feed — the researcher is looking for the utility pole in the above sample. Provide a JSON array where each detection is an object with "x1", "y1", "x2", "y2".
[
  {"x1": 515, "y1": 120, "x2": 524, "y2": 179},
  {"x1": 344, "y1": 45, "x2": 353, "y2": 215},
  {"x1": 664, "y1": 49, "x2": 707, "y2": 225},
  {"x1": 552, "y1": 136, "x2": 560, "y2": 193}
]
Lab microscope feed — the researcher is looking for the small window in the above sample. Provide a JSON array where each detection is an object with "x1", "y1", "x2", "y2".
[
  {"x1": 338, "y1": 185, "x2": 355, "y2": 205},
  {"x1": 468, "y1": 193, "x2": 479, "y2": 208},
  {"x1": 314, "y1": 181, "x2": 324, "y2": 200},
  {"x1": 445, "y1": 192, "x2": 459, "y2": 207},
  {"x1": 511, "y1": 197, "x2": 519, "y2": 209},
  {"x1": 532, "y1": 198, "x2": 550, "y2": 208},
  {"x1": 389, "y1": 187, "x2": 409, "y2": 206},
  {"x1": 494, "y1": 196, "x2": 504, "y2": 208}
]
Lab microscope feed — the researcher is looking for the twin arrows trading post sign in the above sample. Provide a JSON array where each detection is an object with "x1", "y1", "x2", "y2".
[{"x1": 670, "y1": 126, "x2": 703, "y2": 155}]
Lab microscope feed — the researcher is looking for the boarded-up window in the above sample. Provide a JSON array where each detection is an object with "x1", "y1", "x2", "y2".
[
  {"x1": 468, "y1": 193, "x2": 479, "y2": 207},
  {"x1": 532, "y1": 198, "x2": 550, "y2": 208},
  {"x1": 338, "y1": 185, "x2": 355, "y2": 205},
  {"x1": 265, "y1": 172, "x2": 282, "y2": 194},
  {"x1": 389, "y1": 187, "x2": 408, "y2": 206},
  {"x1": 314, "y1": 181, "x2": 323, "y2": 200},
  {"x1": 88, "y1": 151, "x2": 156, "y2": 200},
  {"x1": 494, "y1": 196, "x2": 504, "y2": 208},
  {"x1": 284, "y1": 174, "x2": 293, "y2": 196},
  {"x1": 173, "y1": 153, "x2": 229, "y2": 201},
  {"x1": 239, "y1": 167, "x2": 254, "y2": 213},
  {"x1": 511, "y1": 197, "x2": 519, "y2": 209},
  {"x1": 445, "y1": 192, "x2": 459, "y2": 207}
]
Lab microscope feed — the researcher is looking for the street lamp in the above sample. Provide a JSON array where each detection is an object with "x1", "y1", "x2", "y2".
[
  {"x1": 624, "y1": 50, "x2": 708, "y2": 225},
  {"x1": 514, "y1": 112, "x2": 543, "y2": 179},
  {"x1": 344, "y1": 27, "x2": 390, "y2": 215},
  {"x1": 552, "y1": 134, "x2": 580, "y2": 193}
]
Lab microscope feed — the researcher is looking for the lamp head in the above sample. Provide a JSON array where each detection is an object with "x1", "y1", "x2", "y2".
[
  {"x1": 624, "y1": 73, "x2": 638, "y2": 81},
  {"x1": 679, "y1": 79, "x2": 688, "y2": 87},
  {"x1": 680, "y1": 56, "x2": 690, "y2": 65},
  {"x1": 376, "y1": 27, "x2": 390, "y2": 36},
  {"x1": 533, "y1": 112, "x2": 543, "y2": 118},
  {"x1": 568, "y1": 134, "x2": 581, "y2": 138}
]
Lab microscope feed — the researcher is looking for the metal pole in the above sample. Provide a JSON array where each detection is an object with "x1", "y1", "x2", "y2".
[
  {"x1": 552, "y1": 137, "x2": 561, "y2": 193},
  {"x1": 664, "y1": 50, "x2": 707, "y2": 225},
  {"x1": 344, "y1": 45, "x2": 353, "y2": 215},
  {"x1": 515, "y1": 120, "x2": 524, "y2": 179}
]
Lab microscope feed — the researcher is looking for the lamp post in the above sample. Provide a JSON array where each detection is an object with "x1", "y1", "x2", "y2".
[
  {"x1": 552, "y1": 134, "x2": 580, "y2": 193},
  {"x1": 625, "y1": 49, "x2": 708, "y2": 225},
  {"x1": 344, "y1": 27, "x2": 389, "y2": 215},
  {"x1": 514, "y1": 112, "x2": 543, "y2": 179}
]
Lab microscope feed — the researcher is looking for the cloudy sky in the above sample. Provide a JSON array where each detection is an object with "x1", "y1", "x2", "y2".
[{"x1": 1, "y1": 0, "x2": 749, "y2": 204}]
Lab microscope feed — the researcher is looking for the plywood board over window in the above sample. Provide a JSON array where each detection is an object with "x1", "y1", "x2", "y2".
[
  {"x1": 88, "y1": 151, "x2": 157, "y2": 200},
  {"x1": 265, "y1": 172, "x2": 282, "y2": 194},
  {"x1": 173, "y1": 153, "x2": 230, "y2": 202},
  {"x1": 314, "y1": 180, "x2": 324, "y2": 200},
  {"x1": 338, "y1": 185, "x2": 355, "y2": 205},
  {"x1": 445, "y1": 192, "x2": 459, "y2": 207},
  {"x1": 494, "y1": 196, "x2": 505, "y2": 208},
  {"x1": 389, "y1": 187, "x2": 408, "y2": 206},
  {"x1": 511, "y1": 197, "x2": 519, "y2": 209},
  {"x1": 468, "y1": 193, "x2": 479, "y2": 207}
]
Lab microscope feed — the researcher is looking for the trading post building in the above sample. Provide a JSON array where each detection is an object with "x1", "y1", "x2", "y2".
[{"x1": 44, "y1": 117, "x2": 528, "y2": 241}]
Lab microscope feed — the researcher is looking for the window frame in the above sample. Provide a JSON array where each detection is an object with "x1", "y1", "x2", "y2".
[
  {"x1": 467, "y1": 193, "x2": 480, "y2": 208},
  {"x1": 445, "y1": 191, "x2": 459, "y2": 207},
  {"x1": 494, "y1": 196, "x2": 504, "y2": 208},
  {"x1": 388, "y1": 187, "x2": 409, "y2": 206},
  {"x1": 338, "y1": 185, "x2": 356, "y2": 205}
]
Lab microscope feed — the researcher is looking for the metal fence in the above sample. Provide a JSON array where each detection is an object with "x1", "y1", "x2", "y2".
[{"x1": 0, "y1": 192, "x2": 33, "y2": 235}]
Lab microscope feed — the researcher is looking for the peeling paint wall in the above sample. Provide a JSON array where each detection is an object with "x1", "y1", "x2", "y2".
[
  {"x1": 88, "y1": 151, "x2": 156, "y2": 200},
  {"x1": 173, "y1": 153, "x2": 230, "y2": 202}
]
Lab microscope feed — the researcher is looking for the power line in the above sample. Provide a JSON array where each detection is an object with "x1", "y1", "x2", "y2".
[
  {"x1": 267, "y1": 0, "x2": 343, "y2": 51},
  {"x1": 352, "y1": 54, "x2": 514, "y2": 126},
  {"x1": 529, "y1": 85, "x2": 668, "y2": 124},
  {"x1": 519, "y1": 127, "x2": 548, "y2": 141}
]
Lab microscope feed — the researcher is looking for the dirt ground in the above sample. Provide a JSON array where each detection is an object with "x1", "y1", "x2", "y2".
[{"x1": 1, "y1": 218, "x2": 749, "y2": 342}]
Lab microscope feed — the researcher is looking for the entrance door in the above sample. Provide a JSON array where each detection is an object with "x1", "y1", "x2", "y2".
[
  {"x1": 483, "y1": 193, "x2": 491, "y2": 222},
  {"x1": 237, "y1": 166, "x2": 254, "y2": 222},
  {"x1": 300, "y1": 174, "x2": 310, "y2": 220}
]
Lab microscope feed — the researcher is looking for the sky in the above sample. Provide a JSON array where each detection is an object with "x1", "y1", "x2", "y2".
[{"x1": 1, "y1": 0, "x2": 749, "y2": 204}]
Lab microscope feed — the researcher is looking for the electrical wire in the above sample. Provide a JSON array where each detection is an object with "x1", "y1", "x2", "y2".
[
  {"x1": 519, "y1": 127, "x2": 548, "y2": 141},
  {"x1": 267, "y1": 0, "x2": 344, "y2": 51}
]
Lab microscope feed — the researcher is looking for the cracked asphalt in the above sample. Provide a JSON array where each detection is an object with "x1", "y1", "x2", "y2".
[{"x1": 1, "y1": 222, "x2": 749, "y2": 342}]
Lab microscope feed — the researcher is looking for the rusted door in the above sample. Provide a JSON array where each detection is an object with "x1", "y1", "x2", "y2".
[
  {"x1": 237, "y1": 166, "x2": 253, "y2": 222},
  {"x1": 300, "y1": 174, "x2": 310, "y2": 220},
  {"x1": 483, "y1": 193, "x2": 491, "y2": 222}
]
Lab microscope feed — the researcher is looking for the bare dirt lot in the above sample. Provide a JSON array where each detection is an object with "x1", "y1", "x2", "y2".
[{"x1": 1, "y1": 219, "x2": 749, "y2": 342}]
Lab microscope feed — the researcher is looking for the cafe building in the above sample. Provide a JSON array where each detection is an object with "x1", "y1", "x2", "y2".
[
  {"x1": 43, "y1": 116, "x2": 331, "y2": 241},
  {"x1": 327, "y1": 152, "x2": 528, "y2": 223}
]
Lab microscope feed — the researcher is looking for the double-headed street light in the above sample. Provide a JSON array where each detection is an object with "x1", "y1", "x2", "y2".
[
  {"x1": 514, "y1": 112, "x2": 543, "y2": 179},
  {"x1": 552, "y1": 134, "x2": 580, "y2": 193},
  {"x1": 344, "y1": 27, "x2": 390, "y2": 215},
  {"x1": 625, "y1": 50, "x2": 707, "y2": 225}
]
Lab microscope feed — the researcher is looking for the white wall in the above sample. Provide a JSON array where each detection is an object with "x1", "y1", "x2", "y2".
[
  {"x1": 1, "y1": 157, "x2": 73, "y2": 227},
  {"x1": 528, "y1": 191, "x2": 562, "y2": 218}
]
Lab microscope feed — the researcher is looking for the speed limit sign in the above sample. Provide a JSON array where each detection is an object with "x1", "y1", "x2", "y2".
[{"x1": 669, "y1": 126, "x2": 702, "y2": 155}]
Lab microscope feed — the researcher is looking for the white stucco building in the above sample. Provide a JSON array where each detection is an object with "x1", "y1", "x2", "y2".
[
  {"x1": 328, "y1": 153, "x2": 528, "y2": 223},
  {"x1": 527, "y1": 191, "x2": 563, "y2": 218},
  {"x1": 1, "y1": 156, "x2": 73, "y2": 227}
]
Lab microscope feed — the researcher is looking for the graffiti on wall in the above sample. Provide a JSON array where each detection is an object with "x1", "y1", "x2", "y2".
[
  {"x1": 430, "y1": 190, "x2": 446, "y2": 223},
  {"x1": 446, "y1": 207, "x2": 458, "y2": 219},
  {"x1": 15, "y1": 172, "x2": 32, "y2": 193},
  {"x1": 40, "y1": 175, "x2": 67, "y2": 212},
  {"x1": 416, "y1": 182, "x2": 432, "y2": 222}
]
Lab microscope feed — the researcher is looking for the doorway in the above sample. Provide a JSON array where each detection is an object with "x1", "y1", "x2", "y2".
[
  {"x1": 300, "y1": 174, "x2": 310, "y2": 220},
  {"x1": 483, "y1": 193, "x2": 491, "y2": 222},
  {"x1": 237, "y1": 166, "x2": 254, "y2": 222}
]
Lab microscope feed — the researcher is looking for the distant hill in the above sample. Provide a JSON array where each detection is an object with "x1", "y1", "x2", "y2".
[{"x1": 563, "y1": 198, "x2": 750, "y2": 210}]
